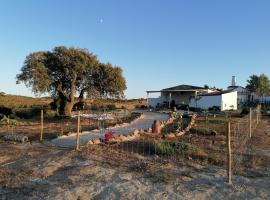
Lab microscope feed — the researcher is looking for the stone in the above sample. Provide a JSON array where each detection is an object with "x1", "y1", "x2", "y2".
[
  {"x1": 175, "y1": 132, "x2": 184, "y2": 137},
  {"x1": 3, "y1": 134, "x2": 28, "y2": 143},
  {"x1": 133, "y1": 129, "x2": 139, "y2": 135},
  {"x1": 152, "y1": 120, "x2": 161, "y2": 134},
  {"x1": 138, "y1": 129, "x2": 145, "y2": 135},
  {"x1": 87, "y1": 140, "x2": 94, "y2": 145},
  {"x1": 165, "y1": 133, "x2": 176, "y2": 139},
  {"x1": 119, "y1": 135, "x2": 127, "y2": 142},
  {"x1": 92, "y1": 139, "x2": 101, "y2": 145}
]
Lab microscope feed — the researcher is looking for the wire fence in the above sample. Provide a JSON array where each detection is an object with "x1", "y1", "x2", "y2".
[{"x1": 0, "y1": 105, "x2": 266, "y2": 185}]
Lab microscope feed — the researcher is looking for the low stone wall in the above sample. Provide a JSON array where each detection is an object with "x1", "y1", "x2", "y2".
[
  {"x1": 86, "y1": 129, "x2": 142, "y2": 145},
  {"x1": 164, "y1": 114, "x2": 197, "y2": 139},
  {"x1": 86, "y1": 114, "x2": 197, "y2": 145},
  {"x1": 66, "y1": 112, "x2": 144, "y2": 137},
  {"x1": 2, "y1": 134, "x2": 29, "y2": 143},
  {"x1": 85, "y1": 113, "x2": 144, "y2": 145}
]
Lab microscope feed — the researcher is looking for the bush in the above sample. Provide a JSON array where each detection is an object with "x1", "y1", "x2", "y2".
[
  {"x1": 91, "y1": 102, "x2": 107, "y2": 111},
  {"x1": 0, "y1": 106, "x2": 13, "y2": 116},
  {"x1": 150, "y1": 140, "x2": 188, "y2": 156},
  {"x1": 189, "y1": 107, "x2": 202, "y2": 112},
  {"x1": 208, "y1": 106, "x2": 221, "y2": 112},
  {"x1": 106, "y1": 104, "x2": 117, "y2": 110},
  {"x1": 241, "y1": 107, "x2": 250, "y2": 115},
  {"x1": 14, "y1": 107, "x2": 42, "y2": 119}
]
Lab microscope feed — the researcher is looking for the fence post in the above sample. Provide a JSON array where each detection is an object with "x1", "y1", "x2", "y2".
[
  {"x1": 227, "y1": 121, "x2": 232, "y2": 185},
  {"x1": 40, "y1": 110, "x2": 44, "y2": 142},
  {"x1": 76, "y1": 110, "x2": 81, "y2": 150},
  {"x1": 249, "y1": 108, "x2": 252, "y2": 138}
]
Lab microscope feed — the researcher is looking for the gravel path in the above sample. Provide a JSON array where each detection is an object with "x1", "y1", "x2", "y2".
[{"x1": 48, "y1": 111, "x2": 169, "y2": 148}]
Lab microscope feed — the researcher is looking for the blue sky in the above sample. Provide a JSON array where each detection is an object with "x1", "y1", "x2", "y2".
[{"x1": 0, "y1": 0, "x2": 269, "y2": 98}]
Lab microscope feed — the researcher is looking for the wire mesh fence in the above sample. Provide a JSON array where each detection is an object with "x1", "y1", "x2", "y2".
[{"x1": 0, "y1": 105, "x2": 266, "y2": 185}]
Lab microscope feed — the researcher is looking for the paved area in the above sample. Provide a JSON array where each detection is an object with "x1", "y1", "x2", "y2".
[{"x1": 48, "y1": 111, "x2": 169, "y2": 148}]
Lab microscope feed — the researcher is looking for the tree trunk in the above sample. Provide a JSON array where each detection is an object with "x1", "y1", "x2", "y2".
[{"x1": 64, "y1": 101, "x2": 74, "y2": 117}]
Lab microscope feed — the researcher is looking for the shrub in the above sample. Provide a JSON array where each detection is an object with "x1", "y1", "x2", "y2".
[
  {"x1": 241, "y1": 107, "x2": 250, "y2": 115},
  {"x1": 0, "y1": 106, "x2": 13, "y2": 116},
  {"x1": 91, "y1": 102, "x2": 107, "y2": 111},
  {"x1": 107, "y1": 104, "x2": 117, "y2": 110},
  {"x1": 150, "y1": 140, "x2": 188, "y2": 156},
  {"x1": 14, "y1": 107, "x2": 42, "y2": 119}
]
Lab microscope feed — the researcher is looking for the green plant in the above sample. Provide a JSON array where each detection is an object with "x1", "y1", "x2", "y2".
[
  {"x1": 150, "y1": 140, "x2": 188, "y2": 156},
  {"x1": 172, "y1": 112, "x2": 183, "y2": 132},
  {"x1": 1, "y1": 115, "x2": 17, "y2": 134}
]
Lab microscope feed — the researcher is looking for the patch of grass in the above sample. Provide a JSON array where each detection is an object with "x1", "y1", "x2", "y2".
[
  {"x1": 150, "y1": 140, "x2": 188, "y2": 156},
  {"x1": 187, "y1": 145, "x2": 208, "y2": 161}
]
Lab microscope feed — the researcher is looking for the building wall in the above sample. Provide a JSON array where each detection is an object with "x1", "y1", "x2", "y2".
[
  {"x1": 221, "y1": 91, "x2": 238, "y2": 110},
  {"x1": 162, "y1": 91, "x2": 195, "y2": 105},
  {"x1": 229, "y1": 87, "x2": 249, "y2": 104},
  {"x1": 189, "y1": 95, "x2": 221, "y2": 109}
]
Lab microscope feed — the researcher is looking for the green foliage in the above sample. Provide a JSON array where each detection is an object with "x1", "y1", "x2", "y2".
[
  {"x1": 1, "y1": 115, "x2": 18, "y2": 134},
  {"x1": 246, "y1": 74, "x2": 270, "y2": 97},
  {"x1": 150, "y1": 140, "x2": 188, "y2": 156},
  {"x1": 0, "y1": 106, "x2": 13, "y2": 116},
  {"x1": 14, "y1": 107, "x2": 42, "y2": 119},
  {"x1": 172, "y1": 112, "x2": 183, "y2": 132},
  {"x1": 16, "y1": 46, "x2": 127, "y2": 116}
]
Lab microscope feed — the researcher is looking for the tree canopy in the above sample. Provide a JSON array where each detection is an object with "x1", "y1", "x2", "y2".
[
  {"x1": 246, "y1": 74, "x2": 270, "y2": 97},
  {"x1": 16, "y1": 46, "x2": 127, "y2": 116}
]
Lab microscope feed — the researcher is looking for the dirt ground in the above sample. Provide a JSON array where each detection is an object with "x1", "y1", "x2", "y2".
[{"x1": 0, "y1": 118, "x2": 269, "y2": 200}]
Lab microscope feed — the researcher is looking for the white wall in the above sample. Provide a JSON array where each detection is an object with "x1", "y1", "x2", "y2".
[
  {"x1": 221, "y1": 91, "x2": 238, "y2": 110},
  {"x1": 189, "y1": 95, "x2": 221, "y2": 109}
]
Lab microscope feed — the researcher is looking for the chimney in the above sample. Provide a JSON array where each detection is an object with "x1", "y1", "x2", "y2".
[{"x1": 231, "y1": 76, "x2": 236, "y2": 86}]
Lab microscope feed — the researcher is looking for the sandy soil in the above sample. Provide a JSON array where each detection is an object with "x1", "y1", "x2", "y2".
[{"x1": 0, "y1": 118, "x2": 269, "y2": 200}]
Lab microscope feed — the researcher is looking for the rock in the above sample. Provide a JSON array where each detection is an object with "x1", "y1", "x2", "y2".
[
  {"x1": 3, "y1": 134, "x2": 28, "y2": 143},
  {"x1": 175, "y1": 132, "x2": 184, "y2": 137},
  {"x1": 133, "y1": 129, "x2": 139, "y2": 135},
  {"x1": 119, "y1": 135, "x2": 127, "y2": 142},
  {"x1": 152, "y1": 120, "x2": 161, "y2": 134},
  {"x1": 87, "y1": 140, "x2": 94, "y2": 145},
  {"x1": 92, "y1": 139, "x2": 101, "y2": 145},
  {"x1": 118, "y1": 173, "x2": 132, "y2": 181},
  {"x1": 165, "y1": 133, "x2": 176, "y2": 139},
  {"x1": 138, "y1": 129, "x2": 145, "y2": 135},
  {"x1": 210, "y1": 130, "x2": 217, "y2": 136}
]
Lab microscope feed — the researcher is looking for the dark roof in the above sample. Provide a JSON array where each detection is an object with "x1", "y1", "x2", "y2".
[
  {"x1": 162, "y1": 84, "x2": 205, "y2": 91},
  {"x1": 200, "y1": 90, "x2": 234, "y2": 96}
]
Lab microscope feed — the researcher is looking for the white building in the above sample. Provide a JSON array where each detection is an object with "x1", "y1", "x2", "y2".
[
  {"x1": 227, "y1": 86, "x2": 249, "y2": 105},
  {"x1": 189, "y1": 91, "x2": 238, "y2": 111},
  {"x1": 147, "y1": 85, "x2": 215, "y2": 108}
]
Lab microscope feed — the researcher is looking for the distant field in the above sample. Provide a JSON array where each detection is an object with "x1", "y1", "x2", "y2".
[
  {"x1": 0, "y1": 94, "x2": 52, "y2": 108},
  {"x1": 0, "y1": 94, "x2": 147, "y2": 110}
]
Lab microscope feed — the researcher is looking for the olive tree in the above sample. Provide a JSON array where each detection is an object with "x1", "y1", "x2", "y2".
[{"x1": 17, "y1": 46, "x2": 127, "y2": 117}]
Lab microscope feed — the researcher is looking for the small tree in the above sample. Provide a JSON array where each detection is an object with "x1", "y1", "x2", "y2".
[{"x1": 246, "y1": 74, "x2": 270, "y2": 102}]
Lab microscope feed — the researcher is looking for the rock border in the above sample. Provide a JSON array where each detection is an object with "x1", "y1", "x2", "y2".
[
  {"x1": 65, "y1": 112, "x2": 144, "y2": 137},
  {"x1": 86, "y1": 113, "x2": 197, "y2": 145},
  {"x1": 164, "y1": 114, "x2": 197, "y2": 139}
]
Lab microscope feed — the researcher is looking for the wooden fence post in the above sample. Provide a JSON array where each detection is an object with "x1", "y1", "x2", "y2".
[
  {"x1": 227, "y1": 121, "x2": 232, "y2": 185},
  {"x1": 249, "y1": 108, "x2": 252, "y2": 138},
  {"x1": 76, "y1": 110, "x2": 81, "y2": 150},
  {"x1": 40, "y1": 110, "x2": 44, "y2": 142}
]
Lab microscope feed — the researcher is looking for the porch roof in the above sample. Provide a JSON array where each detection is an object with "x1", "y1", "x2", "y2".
[{"x1": 147, "y1": 84, "x2": 206, "y2": 93}]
